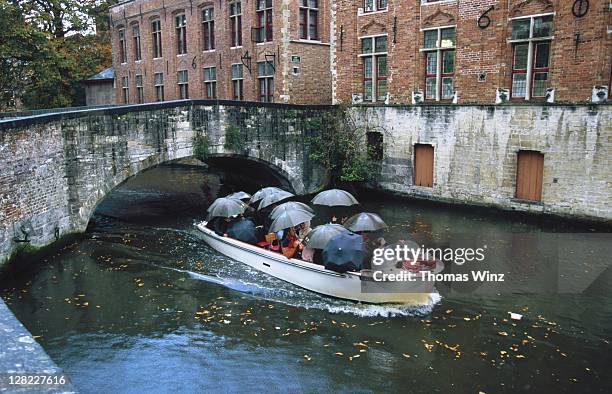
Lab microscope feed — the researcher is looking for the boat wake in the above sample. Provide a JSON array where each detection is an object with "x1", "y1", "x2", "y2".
[{"x1": 169, "y1": 263, "x2": 442, "y2": 318}]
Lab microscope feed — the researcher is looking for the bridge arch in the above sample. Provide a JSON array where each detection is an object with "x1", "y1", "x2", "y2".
[{"x1": 0, "y1": 100, "x2": 328, "y2": 264}]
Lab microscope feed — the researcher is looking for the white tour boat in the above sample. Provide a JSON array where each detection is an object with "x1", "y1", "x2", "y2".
[{"x1": 196, "y1": 221, "x2": 443, "y2": 305}]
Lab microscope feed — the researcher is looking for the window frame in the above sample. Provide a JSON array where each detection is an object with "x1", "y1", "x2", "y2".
[
  {"x1": 135, "y1": 74, "x2": 144, "y2": 103},
  {"x1": 121, "y1": 76, "x2": 129, "y2": 103},
  {"x1": 118, "y1": 28, "x2": 127, "y2": 64},
  {"x1": 204, "y1": 66, "x2": 217, "y2": 99},
  {"x1": 175, "y1": 14, "x2": 187, "y2": 55},
  {"x1": 256, "y1": 0, "x2": 273, "y2": 43},
  {"x1": 154, "y1": 72, "x2": 164, "y2": 101},
  {"x1": 202, "y1": 7, "x2": 215, "y2": 51},
  {"x1": 231, "y1": 63, "x2": 244, "y2": 100},
  {"x1": 299, "y1": 0, "x2": 319, "y2": 40},
  {"x1": 420, "y1": 25, "x2": 456, "y2": 102},
  {"x1": 132, "y1": 24, "x2": 141, "y2": 61},
  {"x1": 177, "y1": 69, "x2": 189, "y2": 99},
  {"x1": 257, "y1": 61, "x2": 274, "y2": 103},
  {"x1": 508, "y1": 13, "x2": 554, "y2": 100},
  {"x1": 363, "y1": 0, "x2": 387, "y2": 13},
  {"x1": 230, "y1": 2, "x2": 243, "y2": 47},
  {"x1": 151, "y1": 19, "x2": 163, "y2": 59},
  {"x1": 358, "y1": 34, "x2": 388, "y2": 102}
]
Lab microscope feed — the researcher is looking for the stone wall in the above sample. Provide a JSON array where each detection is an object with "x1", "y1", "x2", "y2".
[
  {"x1": 353, "y1": 104, "x2": 612, "y2": 221},
  {"x1": 0, "y1": 101, "x2": 328, "y2": 266}
]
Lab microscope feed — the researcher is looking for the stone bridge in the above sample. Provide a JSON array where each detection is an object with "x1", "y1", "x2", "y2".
[{"x1": 0, "y1": 100, "x2": 329, "y2": 264}]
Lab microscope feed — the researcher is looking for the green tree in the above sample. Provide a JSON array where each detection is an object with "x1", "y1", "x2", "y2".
[
  {"x1": 0, "y1": 0, "x2": 114, "y2": 109},
  {"x1": 0, "y1": 1, "x2": 51, "y2": 110},
  {"x1": 307, "y1": 106, "x2": 386, "y2": 183}
]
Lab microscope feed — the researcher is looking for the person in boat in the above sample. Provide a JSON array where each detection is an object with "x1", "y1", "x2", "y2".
[
  {"x1": 360, "y1": 230, "x2": 386, "y2": 270},
  {"x1": 281, "y1": 227, "x2": 303, "y2": 259},
  {"x1": 206, "y1": 216, "x2": 235, "y2": 236},
  {"x1": 226, "y1": 216, "x2": 258, "y2": 245},
  {"x1": 297, "y1": 221, "x2": 311, "y2": 241}
]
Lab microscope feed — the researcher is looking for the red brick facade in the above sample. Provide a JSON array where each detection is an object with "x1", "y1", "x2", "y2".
[
  {"x1": 110, "y1": 0, "x2": 332, "y2": 105},
  {"x1": 333, "y1": 0, "x2": 612, "y2": 104},
  {"x1": 111, "y1": 0, "x2": 611, "y2": 105}
]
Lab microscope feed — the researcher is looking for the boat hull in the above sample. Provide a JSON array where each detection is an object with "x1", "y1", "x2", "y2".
[{"x1": 196, "y1": 222, "x2": 436, "y2": 305}]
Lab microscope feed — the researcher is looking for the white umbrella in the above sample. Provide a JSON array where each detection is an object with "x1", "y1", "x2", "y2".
[
  {"x1": 311, "y1": 189, "x2": 359, "y2": 207},
  {"x1": 257, "y1": 189, "x2": 294, "y2": 210},
  {"x1": 270, "y1": 201, "x2": 314, "y2": 219},
  {"x1": 249, "y1": 187, "x2": 285, "y2": 204},
  {"x1": 269, "y1": 209, "x2": 315, "y2": 233},
  {"x1": 227, "y1": 191, "x2": 251, "y2": 200},
  {"x1": 343, "y1": 212, "x2": 387, "y2": 232},
  {"x1": 207, "y1": 197, "x2": 247, "y2": 218},
  {"x1": 303, "y1": 224, "x2": 350, "y2": 250}
]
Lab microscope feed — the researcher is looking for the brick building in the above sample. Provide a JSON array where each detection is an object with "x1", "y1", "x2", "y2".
[
  {"x1": 333, "y1": 0, "x2": 612, "y2": 105},
  {"x1": 109, "y1": 0, "x2": 332, "y2": 105},
  {"x1": 110, "y1": 0, "x2": 611, "y2": 105}
]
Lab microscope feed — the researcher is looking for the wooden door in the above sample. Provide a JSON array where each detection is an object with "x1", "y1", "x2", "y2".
[
  {"x1": 414, "y1": 144, "x2": 434, "y2": 187},
  {"x1": 516, "y1": 150, "x2": 544, "y2": 201}
]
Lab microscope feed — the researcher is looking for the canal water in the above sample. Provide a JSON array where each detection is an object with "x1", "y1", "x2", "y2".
[{"x1": 1, "y1": 162, "x2": 611, "y2": 393}]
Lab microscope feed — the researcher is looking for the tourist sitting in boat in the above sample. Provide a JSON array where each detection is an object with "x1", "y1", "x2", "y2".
[
  {"x1": 297, "y1": 221, "x2": 311, "y2": 241},
  {"x1": 281, "y1": 227, "x2": 303, "y2": 259},
  {"x1": 360, "y1": 230, "x2": 386, "y2": 269},
  {"x1": 226, "y1": 216, "x2": 258, "y2": 245},
  {"x1": 206, "y1": 216, "x2": 234, "y2": 236}
]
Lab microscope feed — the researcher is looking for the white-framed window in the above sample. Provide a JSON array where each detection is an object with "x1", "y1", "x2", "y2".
[
  {"x1": 175, "y1": 14, "x2": 187, "y2": 55},
  {"x1": 257, "y1": 61, "x2": 274, "y2": 102},
  {"x1": 299, "y1": 0, "x2": 318, "y2": 40},
  {"x1": 421, "y1": 26, "x2": 455, "y2": 101},
  {"x1": 256, "y1": 0, "x2": 273, "y2": 43},
  {"x1": 135, "y1": 74, "x2": 144, "y2": 103},
  {"x1": 118, "y1": 28, "x2": 127, "y2": 63},
  {"x1": 364, "y1": 0, "x2": 387, "y2": 13},
  {"x1": 202, "y1": 7, "x2": 215, "y2": 51},
  {"x1": 177, "y1": 69, "x2": 189, "y2": 99},
  {"x1": 132, "y1": 24, "x2": 141, "y2": 61},
  {"x1": 231, "y1": 64, "x2": 244, "y2": 100},
  {"x1": 121, "y1": 76, "x2": 129, "y2": 103},
  {"x1": 359, "y1": 35, "x2": 387, "y2": 102},
  {"x1": 509, "y1": 14, "x2": 553, "y2": 100},
  {"x1": 204, "y1": 66, "x2": 217, "y2": 99},
  {"x1": 230, "y1": 2, "x2": 242, "y2": 47},
  {"x1": 154, "y1": 72, "x2": 164, "y2": 101},
  {"x1": 152, "y1": 19, "x2": 163, "y2": 58}
]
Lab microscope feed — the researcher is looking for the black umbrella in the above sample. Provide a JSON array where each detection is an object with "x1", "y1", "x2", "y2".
[
  {"x1": 343, "y1": 212, "x2": 388, "y2": 232},
  {"x1": 311, "y1": 189, "x2": 359, "y2": 207},
  {"x1": 323, "y1": 233, "x2": 364, "y2": 273},
  {"x1": 303, "y1": 224, "x2": 350, "y2": 250},
  {"x1": 227, "y1": 218, "x2": 257, "y2": 244}
]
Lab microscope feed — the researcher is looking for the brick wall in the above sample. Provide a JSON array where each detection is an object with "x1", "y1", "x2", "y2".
[
  {"x1": 110, "y1": 0, "x2": 333, "y2": 105},
  {"x1": 333, "y1": 0, "x2": 612, "y2": 105}
]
